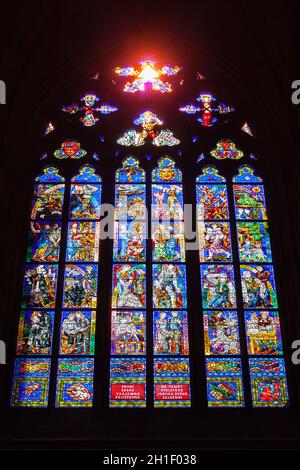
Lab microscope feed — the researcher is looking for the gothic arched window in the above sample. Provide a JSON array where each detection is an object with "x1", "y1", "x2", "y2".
[
  {"x1": 10, "y1": 61, "x2": 289, "y2": 411},
  {"x1": 110, "y1": 157, "x2": 147, "y2": 407}
]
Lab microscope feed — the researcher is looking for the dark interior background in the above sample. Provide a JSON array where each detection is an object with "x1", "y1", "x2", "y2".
[{"x1": 0, "y1": 0, "x2": 299, "y2": 451}]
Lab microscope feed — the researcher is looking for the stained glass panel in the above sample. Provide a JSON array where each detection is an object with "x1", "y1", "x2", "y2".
[
  {"x1": 69, "y1": 184, "x2": 101, "y2": 219},
  {"x1": 35, "y1": 166, "x2": 64, "y2": 183},
  {"x1": 153, "y1": 264, "x2": 187, "y2": 309},
  {"x1": 22, "y1": 264, "x2": 58, "y2": 308},
  {"x1": 63, "y1": 264, "x2": 98, "y2": 308},
  {"x1": 152, "y1": 221, "x2": 185, "y2": 262},
  {"x1": 153, "y1": 358, "x2": 191, "y2": 408},
  {"x1": 115, "y1": 157, "x2": 146, "y2": 182},
  {"x1": 249, "y1": 358, "x2": 288, "y2": 407},
  {"x1": 56, "y1": 358, "x2": 94, "y2": 407},
  {"x1": 31, "y1": 184, "x2": 64, "y2": 219},
  {"x1": 62, "y1": 93, "x2": 117, "y2": 127},
  {"x1": 206, "y1": 358, "x2": 244, "y2": 407},
  {"x1": 111, "y1": 310, "x2": 146, "y2": 355},
  {"x1": 203, "y1": 311, "x2": 240, "y2": 355},
  {"x1": 71, "y1": 165, "x2": 101, "y2": 183},
  {"x1": 233, "y1": 165, "x2": 262, "y2": 183},
  {"x1": 16, "y1": 310, "x2": 55, "y2": 355},
  {"x1": 59, "y1": 310, "x2": 96, "y2": 355},
  {"x1": 54, "y1": 140, "x2": 87, "y2": 159},
  {"x1": 117, "y1": 112, "x2": 180, "y2": 147},
  {"x1": 233, "y1": 184, "x2": 267, "y2": 220},
  {"x1": 196, "y1": 166, "x2": 226, "y2": 183},
  {"x1": 11, "y1": 358, "x2": 51, "y2": 407},
  {"x1": 198, "y1": 221, "x2": 232, "y2": 262},
  {"x1": 109, "y1": 358, "x2": 146, "y2": 408},
  {"x1": 152, "y1": 129, "x2": 180, "y2": 147},
  {"x1": 152, "y1": 184, "x2": 183, "y2": 220},
  {"x1": 66, "y1": 221, "x2": 100, "y2": 262},
  {"x1": 200, "y1": 264, "x2": 236, "y2": 309},
  {"x1": 236, "y1": 222, "x2": 272, "y2": 262},
  {"x1": 26, "y1": 222, "x2": 62, "y2": 262},
  {"x1": 112, "y1": 264, "x2": 146, "y2": 308},
  {"x1": 153, "y1": 310, "x2": 189, "y2": 355},
  {"x1": 115, "y1": 184, "x2": 146, "y2": 221},
  {"x1": 245, "y1": 311, "x2": 283, "y2": 355},
  {"x1": 179, "y1": 93, "x2": 235, "y2": 127},
  {"x1": 240, "y1": 264, "x2": 278, "y2": 309},
  {"x1": 113, "y1": 221, "x2": 146, "y2": 262},
  {"x1": 152, "y1": 157, "x2": 182, "y2": 183},
  {"x1": 196, "y1": 184, "x2": 229, "y2": 220},
  {"x1": 210, "y1": 139, "x2": 243, "y2": 160}
]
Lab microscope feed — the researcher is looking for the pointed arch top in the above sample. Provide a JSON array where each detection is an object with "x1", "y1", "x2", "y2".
[
  {"x1": 152, "y1": 156, "x2": 182, "y2": 183},
  {"x1": 115, "y1": 156, "x2": 145, "y2": 183},
  {"x1": 71, "y1": 165, "x2": 101, "y2": 182},
  {"x1": 233, "y1": 165, "x2": 262, "y2": 183},
  {"x1": 196, "y1": 166, "x2": 225, "y2": 183},
  {"x1": 35, "y1": 166, "x2": 65, "y2": 182}
]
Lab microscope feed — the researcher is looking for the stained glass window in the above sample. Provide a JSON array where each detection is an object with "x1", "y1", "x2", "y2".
[
  {"x1": 12, "y1": 167, "x2": 65, "y2": 407},
  {"x1": 197, "y1": 163, "x2": 289, "y2": 407},
  {"x1": 109, "y1": 158, "x2": 147, "y2": 407},
  {"x1": 233, "y1": 165, "x2": 288, "y2": 407},
  {"x1": 11, "y1": 63, "x2": 291, "y2": 417},
  {"x1": 11, "y1": 164, "x2": 102, "y2": 408},
  {"x1": 197, "y1": 166, "x2": 245, "y2": 407},
  {"x1": 109, "y1": 156, "x2": 191, "y2": 407},
  {"x1": 56, "y1": 165, "x2": 101, "y2": 407},
  {"x1": 152, "y1": 157, "x2": 190, "y2": 407}
]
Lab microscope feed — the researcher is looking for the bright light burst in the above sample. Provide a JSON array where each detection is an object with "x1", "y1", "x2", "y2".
[{"x1": 114, "y1": 60, "x2": 182, "y2": 93}]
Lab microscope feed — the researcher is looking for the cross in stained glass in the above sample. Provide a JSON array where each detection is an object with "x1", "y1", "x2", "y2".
[
  {"x1": 179, "y1": 92, "x2": 235, "y2": 127},
  {"x1": 62, "y1": 91, "x2": 117, "y2": 127}
]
